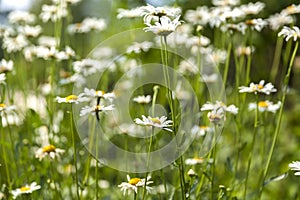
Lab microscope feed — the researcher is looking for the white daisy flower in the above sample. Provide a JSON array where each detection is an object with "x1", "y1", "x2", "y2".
[
  {"x1": 185, "y1": 157, "x2": 204, "y2": 165},
  {"x1": 18, "y1": 25, "x2": 42, "y2": 37},
  {"x1": 200, "y1": 73, "x2": 218, "y2": 83},
  {"x1": 118, "y1": 175, "x2": 153, "y2": 195},
  {"x1": 239, "y1": 2, "x2": 265, "y2": 15},
  {"x1": 220, "y1": 23, "x2": 247, "y2": 34},
  {"x1": 140, "y1": 4, "x2": 181, "y2": 24},
  {"x1": 207, "y1": 108, "x2": 225, "y2": 123},
  {"x1": 245, "y1": 18, "x2": 268, "y2": 32},
  {"x1": 126, "y1": 41, "x2": 153, "y2": 54},
  {"x1": 55, "y1": 46, "x2": 76, "y2": 61},
  {"x1": 81, "y1": 88, "x2": 115, "y2": 100},
  {"x1": 117, "y1": 7, "x2": 143, "y2": 19},
  {"x1": 0, "y1": 103, "x2": 16, "y2": 114},
  {"x1": 201, "y1": 101, "x2": 238, "y2": 115},
  {"x1": 11, "y1": 182, "x2": 41, "y2": 199},
  {"x1": 0, "y1": 59, "x2": 13, "y2": 73},
  {"x1": 205, "y1": 49, "x2": 227, "y2": 65},
  {"x1": 248, "y1": 100, "x2": 281, "y2": 113},
  {"x1": 73, "y1": 59, "x2": 103, "y2": 76},
  {"x1": 238, "y1": 80, "x2": 277, "y2": 95},
  {"x1": 268, "y1": 13, "x2": 294, "y2": 31},
  {"x1": 52, "y1": 0, "x2": 81, "y2": 5},
  {"x1": 2, "y1": 34, "x2": 28, "y2": 53},
  {"x1": 56, "y1": 94, "x2": 89, "y2": 104},
  {"x1": 40, "y1": 4, "x2": 68, "y2": 22},
  {"x1": 144, "y1": 16, "x2": 182, "y2": 36},
  {"x1": 38, "y1": 36, "x2": 58, "y2": 47},
  {"x1": 187, "y1": 169, "x2": 197, "y2": 177},
  {"x1": 35, "y1": 145, "x2": 65, "y2": 161},
  {"x1": 134, "y1": 115, "x2": 173, "y2": 132},
  {"x1": 278, "y1": 26, "x2": 300, "y2": 41},
  {"x1": 133, "y1": 95, "x2": 151, "y2": 104},
  {"x1": 191, "y1": 125, "x2": 213, "y2": 137},
  {"x1": 281, "y1": 4, "x2": 300, "y2": 15},
  {"x1": 79, "y1": 104, "x2": 114, "y2": 117},
  {"x1": 212, "y1": 0, "x2": 240, "y2": 7},
  {"x1": 289, "y1": 161, "x2": 300, "y2": 176},
  {"x1": 68, "y1": 18, "x2": 106, "y2": 34},
  {"x1": 8, "y1": 11, "x2": 36, "y2": 24},
  {"x1": 184, "y1": 6, "x2": 210, "y2": 26},
  {"x1": 235, "y1": 46, "x2": 254, "y2": 56},
  {"x1": 35, "y1": 46, "x2": 58, "y2": 60}
]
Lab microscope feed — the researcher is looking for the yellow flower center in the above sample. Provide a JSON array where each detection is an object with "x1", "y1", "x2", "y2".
[
  {"x1": 258, "y1": 101, "x2": 269, "y2": 108},
  {"x1": 20, "y1": 186, "x2": 31, "y2": 192},
  {"x1": 66, "y1": 95, "x2": 78, "y2": 102},
  {"x1": 257, "y1": 84, "x2": 264, "y2": 89},
  {"x1": 193, "y1": 157, "x2": 204, "y2": 162},
  {"x1": 75, "y1": 23, "x2": 82, "y2": 28},
  {"x1": 199, "y1": 126, "x2": 208, "y2": 129},
  {"x1": 129, "y1": 178, "x2": 141, "y2": 185},
  {"x1": 95, "y1": 105, "x2": 102, "y2": 111},
  {"x1": 245, "y1": 19, "x2": 254, "y2": 25},
  {"x1": 42, "y1": 145, "x2": 56, "y2": 153},
  {"x1": 95, "y1": 90, "x2": 105, "y2": 96},
  {"x1": 0, "y1": 103, "x2": 6, "y2": 108},
  {"x1": 151, "y1": 118, "x2": 161, "y2": 124}
]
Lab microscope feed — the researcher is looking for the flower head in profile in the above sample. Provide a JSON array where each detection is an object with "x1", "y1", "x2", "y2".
[
  {"x1": 248, "y1": 100, "x2": 281, "y2": 113},
  {"x1": 118, "y1": 175, "x2": 153, "y2": 195},
  {"x1": 117, "y1": 7, "x2": 143, "y2": 19},
  {"x1": 289, "y1": 161, "x2": 300, "y2": 176},
  {"x1": 81, "y1": 88, "x2": 115, "y2": 101},
  {"x1": 0, "y1": 103, "x2": 16, "y2": 114},
  {"x1": 11, "y1": 182, "x2": 41, "y2": 199},
  {"x1": 144, "y1": 16, "x2": 182, "y2": 36},
  {"x1": 134, "y1": 115, "x2": 173, "y2": 132},
  {"x1": 278, "y1": 26, "x2": 300, "y2": 41},
  {"x1": 56, "y1": 94, "x2": 88, "y2": 104},
  {"x1": 35, "y1": 144, "x2": 65, "y2": 161},
  {"x1": 239, "y1": 80, "x2": 277, "y2": 95},
  {"x1": 185, "y1": 157, "x2": 204, "y2": 165},
  {"x1": 201, "y1": 101, "x2": 238, "y2": 115},
  {"x1": 140, "y1": 4, "x2": 181, "y2": 24},
  {"x1": 245, "y1": 18, "x2": 268, "y2": 32},
  {"x1": 80, "y1": 104, "x2": 114, "y2": 117},
  {"x1": 0, "y1": 59, "x2": 13, "y2": 73},
  {"x1": 133, "y1": 95, "x2": 151, "y2": 104},
  {"x1": 126, "y1": 41, "x2": 153, "y2": 54},
  {"x1": 267, "y1": 13, "x2": 294, "y2": 31}
]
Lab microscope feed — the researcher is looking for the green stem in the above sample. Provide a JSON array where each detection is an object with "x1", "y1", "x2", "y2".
[
  {"x1": 270, "y1": 36, "x2": 283, "y2": 82},
  {"x1": 244, "y1": 95, "x2": 259, "y2": 200},
  {"x1": 70, "y1": 111, "x2": 80, "y2": 200},
  {"x1": 258, "y1": 41, "x2": 299, "y2": 199}
]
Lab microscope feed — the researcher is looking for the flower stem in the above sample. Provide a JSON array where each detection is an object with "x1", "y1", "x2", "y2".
[
  {"x1": 244, "y1": 94, "x2": 259, "y2": 200},
  {"x1": 70, "y1": 111, "x2": 80, "y2": 200},
  {"x1": 270, "y1": 36, "x2": 283, "y2": 82},
  {"x1": 258, "y1": 41, "x2": 299, "y2": 199}
]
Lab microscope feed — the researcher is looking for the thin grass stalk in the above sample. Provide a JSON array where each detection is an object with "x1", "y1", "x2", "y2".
[
  {"x1": 270, "y1": 36, "x2": 284, "y2": 82},
  {"x1": 243, "y1": 95, "x2": 259, "y2": 200},
  {"x1": 258, "y1": 41, "x2": 299, "y2": 199}
]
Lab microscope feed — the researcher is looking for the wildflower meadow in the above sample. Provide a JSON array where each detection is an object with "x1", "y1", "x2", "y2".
[{"x1": 1, "y1": 0, "x2": 300, "y2": 199}]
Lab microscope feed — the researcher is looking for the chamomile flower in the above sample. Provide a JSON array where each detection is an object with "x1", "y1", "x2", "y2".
[
  {"x1": 248, "y1": 100, "x2": 281, "y2": 113},
  {"x1": 239, "y1": 2, "x2": 265, "y2": 15},
  {"x1": 289, "y1": 161, "x2": 300, "y2": 176},
  {"x1": 81, "y1": 88, "x2": 115, "y2": 100},
  {"x1": 79, "y1": 104, "x2": 114, "y2": 117},
  {"x1": 144, "y1": 16, "x2": 182, "y2": 36},
  {"x1": 40, "y1": 4, "x2": 68, "y2": 22},
  {"x1": 8, "y1": 11, "x2": 36, "y2": 24},
  {"x1": 212, "y1": 0, "x2": 240, "y2": 7},
  {"x1": 278, "y1": 26, "x2": 300, "y2": 41},
  {"x1": 268, "y1": 13, "x2": 294, "y2": 31},
  {"x1": 2, "y1": 34, "x2": 28, "y2": 53},
  {"x1": 117, "y1": 7, "x2": 143, "y2": 19},
  {"x1": 73, "y1": 59, "x2": 103, "y2": 76},
  {"x1": 184, "y1": 6, "x2": 210, "y2": 26},
  {"x1": 55, "y1": 46, "x2": 76, "y2": 61},
  {"x1": 191, "y1": 125, "x2": 213, "y2": 137},
  {"x1": 281, "y1": 4, "x2": 300, "y2": 15},
  {"x1": 235, "y1": 46, "x2": 254, "y2": 56},
  {"x1": 207, "y1": 108, "x2": 225, "y2": 123},
  {"x1": 133, "y1": 95, "x2": 151, "y2": 104},
  {"x1": 118, "y1": 175, "x2": 153, "y2": 195},
  {"x1": 11, "y1": 182, "x2": 41, "y2": 199},
  {"x1": 245, "y1": 18, "x2": 268, "y2": 32},
  {"x1": 0, "y1": 59, "x2": 13, "y2": 73},
  {"x1": 201, "y1": 101, "x2": 238, "y2": 115},
  {"x1": 134, "y1": 115, "x2": 173, "y2": 132},
  {"x1": 55, "y1": 94, "x2": 88, "y2": 104},
  {"x1": 68, "y1": 18, "x2": 106, "y2": 34},
  {"x1": 238, "y1": 80, "x2": 277, "y2": 95},
  {"x1": 140, "y1": 4, "x2": 181, "y2": 24},
  {"x1": 0, "y1": 103, "x2": 16, "y2": 114},
  {"x1": 18, "y1": 25, "x2": 42, "y2": 37},
  {"x1": 35, "y1": 145, "x2": 65, "y2": 161},
  {"x1": 126, "y1": 41, "x2": 153, "y2": 54},
  {"x1": 185, "y1": 157, "x2": 204, "y2": 165}
]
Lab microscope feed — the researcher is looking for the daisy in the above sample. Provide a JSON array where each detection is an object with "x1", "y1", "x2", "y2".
[
  {"x1": 35, "y1": 145, "x2": 65, "y2": 161},
  {"x1": 187, "y1": 169, "x2": 197, "y2": 177},
  {"x1": 278, "y1": 26, "x2": 300, "y2": 41},
  {"x1": 205, "y1": 49, "x2": 227, "y2": 65},
  {"x1": 0, "y1": 59, "x2": 13, "y2": 73},
  {"x1": 126, "y1": 41, "x2": 153, "y2": 54},
  {"x1": 248, "y1": 100, "x2": 281, "y2": 113},
  {"x1": 212, "y1": 0, "x2": 240, "y2": 7},
  {"x1": 289, "y1": 161, "x2": 300, "y2": 176},
  {"x1": 239, "y1": 2, "x2": 265, "y2": 15},
  {"x1": 133, "y1": 95, "x2": 151, "y2": 104},
  {"x1": 191, "y1": 125, "x2": 213, "y2": 137},
  {"x1": 220, "y1": 23, "x2": 247, "y2": 35},
  {"x1": 268, "y1": 13, "x2": 294, "y2": 31},
  {"x1": 2, "y1": 34, "x2": 28, "y2": 53},
  {"x1": 207, "y1": 108, "x2": 225, "y2": 123},
  {"x1": 35, "y1": 46, "x2": 58, "y2": 60},
  {"x1": 55, "y1": 46, "x2": 76, "y2": 61},
  {"x1": 281, "y1": 4, "x2": 300, "y2": 15},
  {"x1": 140, "y1": 4, "x2": 181, "y2": 24},
  {"x1": 184, "y1": 6, "x2": 210, "y2": 26},
  {"x1": 40, "y1": 4, "x2": 68, "y2": 22},
  {"x1": 245, "y1": 18, "x2": 268, "y2": 32},
  {"x1": 144, "y1": 16, "x2": 182, "y2": 36},
  {"x1": 134, "y1": 115, "x2": 173, "y2": 132},
  {"x1": 201, "y1": 101, "x2": 238, "y2": 115},
  {"x1": 238, "y1": 80, "x2": 277, "y2": 95},
  {"x1": 8, "y1": 11, "x2": 36, "y2": 24},
  {"x1": 235, "y1": 46, "x2": 254, "y2": 56},
  {"x1": 185, "y1": 157, "x2": 204, "y2": 165},
  {"x1": 73, "y1": 59, "x2": 103, "y2": 76},
  {"x1": 38, "y1": 36, "x2": 57, "y2": 47},
  {"x1": 178, "y1": 59, "x2": 198, "y2": 75},
  {"x1": 56, "y1": 94, "x2": 89, "y2": 104},
  {"x1": 118, "y1": 175, "x2": 153, "y2": 195},
  {"x1": 68, "y1": 18, "x2": 106, "y2": 34},
  {"x1": 81, "y1": 88, "x2": 115, "y2": 100},
  {"x1": 117, "y1": 7, "x2": 143, "y2": 19},
  {"x1": 79, "y1": 104, "x2": 114, "y2": 117},
  {"x1": 18, "y1": 25, "x2": 42, "y2": 37},
  {"x1": 200, "y1": 73, "x2": 218, "y2": 83},
  {"x1": 11, "y1": 182, "x2": 41, "y2": 199},
  {"x1": 0, "y1": 103, "x2": 16, "y2": 114}
]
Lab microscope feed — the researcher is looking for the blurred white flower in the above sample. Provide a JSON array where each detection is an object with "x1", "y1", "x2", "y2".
[
  {"x1": 79, "y1": 104, "x2": 114, "y2": 117},
  {"x1": 245, "y1": 18, "x2": 268, "y2": 32},
  {"x1": 201, "y1": 101, "x2": 238, "y2": 115},
  {"x1": 248, "y1": 100, "x2": 281, "y2": 113},
  {"x1": 239, "y1": 2, "x2": 265, "y2": 15},
  {"x1": 2, "y1": 34, "x2": 28, "y2": 53},
  {"x1": 200, "y1": 73, "x2": 218, "y2": 83},
  {"x1": 212, "y1": 0, "x2": 240, "y2": 7},
  {"x1": 35, "y1": 145, "x2": 65, "y2": 161},
  {"x1": 8, "y1": 11, "x2": 36, "y2": 24},
  {"x1": 205, "y1": 48, "x2": 227, "y2": 65},
  {"x1": 268, "y1": 13, "x2": 294, "y2": 31},
  {"x1": 185, "y1": 157, "x2": 204, "y2": 165},
  {"x1": 118, "y1": 175, "x2": 153, "y2": 195},
  {"x1": 18, "y1": 25, "x2": 42, "y2": 37},
  {"x1": 235, "y1": 46, "x2": 254, "y2": 56},
  {"x1": 52, "y1": 0, "x2": 81, "y2": 5},
  {"x1": 40, "y1": 4, "x2": 68, "y2": 22},
  {"x1": 184, "y1": 6, "x2": 210, "y2": 26},
  {"x1": 191, "y1": 125, "x2": 213, "y2": 137},
  {"x1": 281, "y1": 4, "x2": 300, "y2": 15},
  {"x1": 0, "y1": 59, "x2": 13, "y2": 73},
  {"x1": 141, "y1": 4, "x2": 181, "y2": 24},
  {"x1": 220, "y1": 23, "x2": 247, "y2": 34},
  {"x1": 126, "y1": 41, "x2": 153, "y2": 54},
  {"x1": 68, "y1": 18, "x2": 106, "y2": 34},
  {"x1": 38, "y1": 36, "x2": 58, "y2": 47},
  {"x1": 55, "y1": 46, "x2": 76, "y2": 61},
  {"x1": 11, "y1": 182, "x2": 41, "y2": 199},
  {"x1": 133, "y1": 95, "x2": 151, "y2": 104},
  {"x1": 81, "y1": 88, "x2": 115, "y2": 100},
  {"x1": 278, "y1": 26, "x2": 300, "y2": 41},
  {"x1": 239, "y1": 80, "x2": 277, "y2": 95},
  {"x1": 56, "y1": 94, "x2": 88, "y2": 104},
  {"x1": 289, "y1": 161, "x2": 300, "y2": 176},
  {"x1": 134, "y1": 115, "x2": 173, "y2": 132},
  {"x1": 117, "y1": 7, "x2": 143, "y2": 19},
  {"x1": 73, "y1": 59, "x2": 103, "y2": 76},
  {"x1": 0, "y1": 73, "x2": 6, "y2": 85},
  {"x1": 144, "y1": 16, "x2": 182, "y2": 36}
]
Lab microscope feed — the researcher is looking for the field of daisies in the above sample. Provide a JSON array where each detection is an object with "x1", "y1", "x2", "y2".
[{"x1": 1, "y1": 0, "x2": 300, "y2": 199}]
